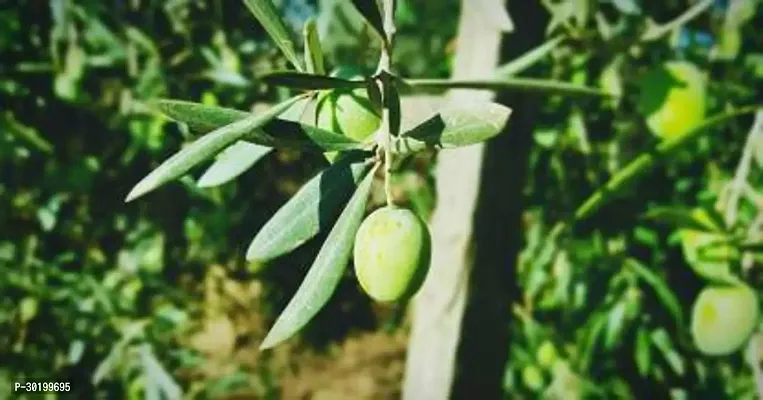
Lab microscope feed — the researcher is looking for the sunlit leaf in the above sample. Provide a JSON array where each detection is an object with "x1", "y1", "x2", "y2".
[
  {"x1": 140, "y1": 344, "x2": 182, "y2": 400},
  {"x1": 635, "y1": 328, "x2": 652, "y2": 377},
  {"x1": 247, "y1": 157, "x2": 373, "y2": 263},
  {"x1": 393, "y1": 101, "x2": 512, "y2": 153},
  {"x1": 242, "y1": 0, "x2": 303, "y2": 71},
  {"x1": 260, "y1": 71, "x2": 364, "y2": 90},
  {"x1": 604, "y1": 301, "x2": 627, "y2": 350},
  {"x1": 642, "y1": 206, "x2": 724, "y2": 233},
  {"x1": 303, "y1": 18, "x2": 325, "y2": 75},
  {"x1": 151, "y1": 100, "x2": 248, "y2": 134},
  {"x1": 612, "y1": 0, "x2": 641, "y2": 15},
  {"x1": 126, "y1": 96, "x2": 303, "y2": 202},
  {"x1": 260, "y1": 165, "x2": 378, "y2": 349},
  {"x1": 197, "y1": 141, "x2": 272, "y2": 188}
]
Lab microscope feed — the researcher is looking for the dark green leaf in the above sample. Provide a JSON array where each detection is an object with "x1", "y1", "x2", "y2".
[
  {"x1": 247, "y1": 158, "x2": 373, "y2": 263},
  {"x1": 351, "y1": 0, "x2": 386, "y2": 42},
  {"x1": 627, "y1": 259, "x2": 685, "y2": 329},
  {"x1": 256, "y1": 118, "x2": 365, "y2": 151},
  {"x1": 303, "y1": 18, "x2": 325, "y2": 75},
  {"x1": 404, "y1": 78, "x2": 610, "y2": 97},
  {"x1": 261, "y1": 71, "x2": 364, "y2": 90},
  {"x1": 383, "y1": 73, "x2": 401, "y2": 136},
  {"x1": 393, "y1": 101, "x2": 512, "y2": 153},
  {"x1": 259, "y1": 165, "x2": 378, "y2": 349},
  {"x1": 242, "y1": 0, "x2": 303, "y2": 71},
  {"x1": 126, "y1": 96, "x2": 303, "y2": 202},
  {"x1": 197, "y1": 141, "x2": 273, "y2": 188}
]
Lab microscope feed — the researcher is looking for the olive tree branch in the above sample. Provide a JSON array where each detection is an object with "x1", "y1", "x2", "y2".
[{"x1": 641, "y1": 0, "x2": 714, "y2": 42}]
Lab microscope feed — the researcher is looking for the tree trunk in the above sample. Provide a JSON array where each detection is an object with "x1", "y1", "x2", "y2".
[{"x1": 402, "y1": 0, "x2": 547, "y2": 398}]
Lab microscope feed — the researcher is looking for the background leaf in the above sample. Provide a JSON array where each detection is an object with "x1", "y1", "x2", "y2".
[
  {"x1": 303, "y1": 18, "x2": 325, "y2": 75},
  {"x1": 242, "y1": 0, "x2": 303, "y2": 71},
  {"x1": 260, "y1": 71, "x2": 365, "y2": 90}
]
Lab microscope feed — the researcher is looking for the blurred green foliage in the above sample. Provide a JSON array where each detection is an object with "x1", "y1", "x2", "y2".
[{"x1": 1, "y1": 0, "x2": 763, "y2": 399}]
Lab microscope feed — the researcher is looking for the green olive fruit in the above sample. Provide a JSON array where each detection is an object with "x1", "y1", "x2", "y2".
[
  {"x1": 316, "y1": 86, "x2": 381, "y2": 142},
  {"x1": 536, "y1": 340, "x2": 559, "y2": 370},
  {"x1": 637, "y1": 61, "x2": 706, "y2": 140},
  {"x1": 691, "y1": 283, "x2": 759, "y2": 356},
  {"x1": 353, "y1": 206, "x2": 431, "y2": 302},
  {"x1": 521, "y1": 365, "x2": 546, "y2": 392}
]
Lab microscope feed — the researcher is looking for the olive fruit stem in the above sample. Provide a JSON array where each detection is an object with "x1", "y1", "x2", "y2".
[{"x1": 376, "y1": 0, "x2": 397, "y2": 207}]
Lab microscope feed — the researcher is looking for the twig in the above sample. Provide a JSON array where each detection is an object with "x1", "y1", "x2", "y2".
[
  {"x1": 641, "y1": 0, "x2": 714, "y2": 42},
  {"x1": 720, "y1": 111, "x2": 763, "y2": 228},
  {"x1": 377, "y1": 0, "x2": 397, "y2": 207}
]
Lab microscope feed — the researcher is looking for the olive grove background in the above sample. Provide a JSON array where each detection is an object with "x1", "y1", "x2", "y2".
[{"x1": 1, "y1": 0, "x2": 763, "y2": 399}]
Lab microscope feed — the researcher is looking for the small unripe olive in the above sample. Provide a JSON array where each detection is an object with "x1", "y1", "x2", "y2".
[
  {"x1": 637, "y1": 61, "x2": 706, "y2": 140},
  {"x1": 353, "y1": 207, "x2": 431, "y2": 302},
  {"x1": 316, "y1": 86, "x2": 381, "y2": 143},
  {"x1": 536, "y1": 340, "x2": 558, "y2": 369},
  {"x1": 521, "y1": 365, "x2": 546, "y2": 392},
  {"x1": 691, "y1": 283, "x2": 759, "y2": 356}
]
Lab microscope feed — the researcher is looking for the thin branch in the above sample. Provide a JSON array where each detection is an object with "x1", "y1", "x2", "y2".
[
  {"x1": 721, "y1": 111, "x2": 763, "y2": 227},
  {"x1": 641, "y1": 0, "x2": 714, "y2": 42}
]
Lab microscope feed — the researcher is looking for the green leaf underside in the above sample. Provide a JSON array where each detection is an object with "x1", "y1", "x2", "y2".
[
  {"x1": 242, "y1": 0, "x2": 304, "y2": 71},
  {"x1": 259, "y1": 164, "x2": 378, "y2": 349},
  {"x1": 393, "y1": 101, "x2": 512, "y2": 153},
  {"x1": 153, "y1": 99, "x2": 362, "y2": 152},
  {"x1": 404, "y1": 78, "x2": 610, "y2": 97},
  {"x1": 261, "y1": 71, "x2": 365, "y2": 90},
  {"x1": 125, "y1": 96, "x2": 303, "y2": 202},
  {"x1": 197, "y1": 141, "x2": 273, "y2": 188},
  {"x1": 247, "y1": 158, "x2": 372, "y2": 263}
]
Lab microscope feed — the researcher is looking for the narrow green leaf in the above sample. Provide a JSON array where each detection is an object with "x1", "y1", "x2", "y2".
[
  {"x1": 642, "y1": 206, "x2": 724, "y2": 232},
  {"x1": 242, "y1": 0, "x2": 303, "y2": 71},
  {"x1": 635, "y1": 328, "x2": 652, "y2": 377},
  {"x1": 260, "y1": 71, "x2": 364, "y2": 90},
  {"x1": 303, "y1": 18, "x2": 325, "y2": 75},
  {"x1": 350, "y1": 0, "x2": 386, "y2": 42},
  {"x1": 140, "y1": 344, "x2": 182, "y2": 400},
  {"x1": 151, "y1": 100, "x2": 248, "y2": 133},
  {"x1": 259, "y1": 164, "x2": 378, "y2": 349},
  {"x1": 256, "y1": 119, "x2": 366, "y2": 151},
  {"x1": 393, "y1": 101, "x2": 512, "y2": 153},
  {"x1": 197, "y1": 141, "x2": 273, "y2": 188},
  {"x1": 612, "y1": 0, "x2": 642, "y2": 15},
  {"x1": 404, "y1": 78, "x2": 610, "y2": 98},
  {"x1": 494, "y1": 35, "x2": 564, "y2": 77},
  {"x1": 383, "y1": 73, "x2": 402, "y2": 136},
  {"x1": 627, "y1": 259, "x2": 685, "y2": 329},
  {"x1": 247, "y1": 158, "x2": 373, "y2": 263},
  {"x1": 571, "y1": 105, "x2": 763, "y2": 225},
  {"x1": 650, "y1": 328, "x2": 685, "y2": 376},
  {"x1": 604, "y1": 302, "x2": 627, "y2": 350},
  {"x1": 126, "y1": 96, "x2": 303, "y2": 202}
]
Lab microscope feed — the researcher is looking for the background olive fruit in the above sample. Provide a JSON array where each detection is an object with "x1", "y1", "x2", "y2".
[
  {"x1": 637, "y1": 61, "x2": 706, "y2": 140},
  {"x1": 353, "y1": 206, "x2": 431, "y2": 302},
  {"x1": 536, "y1": 340, "x2": 558, "y2": 370},
  {"x1": 691, "y1": 283, "x2": 759, "y2": 356}
]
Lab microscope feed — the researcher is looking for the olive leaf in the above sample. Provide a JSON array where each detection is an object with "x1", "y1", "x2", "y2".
[
  {"x1": 151, "y1": 100, "x2": 248, "y2": 134},
  {"x1": 641, "y1": 206, "x2": 725, "y2": 233},
  {"x1": 572, "y1": 105, "x2": 762, "y2": 225},
  {"x1": 125, "y1": 96, "x2": 303, "y2": 202},
  {"x1": 153, "y1": 98, "x2": 360, "y2": 152},
  {"x1": 260, "y1": 71, "x2": 365, "y2": 90},
  {"x1": 350, "y1": 0, "x2": 386, "y2": 42},
  {"x1": 197, "y1": 141, "x2": 272, "y2": 188},
  {"x1": 635, "y1": 328, "x2": 652, "y2": 377},
  {"x1": 259, "y1": 164, "x2": 378, "y2": 350},
  {"x1": 604, "y1": 301, "x2": 627, "y2": 350},
  {"x1": 626, "y1": 259, "x2": 685, "y2": 330},
  {"x1": 303, "y1": 18, "x2": 325, "y2": 75},
  {"x1": 404, "y1": 78, "x2": 610, "y2": 97},
  {"x1": 247, "y1": 157, "x2": 372, "y2": 263},
  {"x1": 242, "y1": 0, "x2": 303, "y2": 71},
  {"x1": 494, "y1": 35, "x2": 564, "y2": 77},
  {"x1": 392, "y1": 101, "x2": 512, "y2": 153}
]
